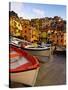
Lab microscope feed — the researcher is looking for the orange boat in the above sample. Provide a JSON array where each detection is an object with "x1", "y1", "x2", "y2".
[{"x1": 9, "y1": 45, "x2": 40, "y2": 86}]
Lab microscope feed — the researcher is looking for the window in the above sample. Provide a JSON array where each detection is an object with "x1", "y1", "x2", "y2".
[
  {"x1": 61, "y1": 39, "x2": 63, "y2": 42},
  {"x1": 25, "y1": 26, "x2": 26, "y2": 28},
  {"x1": 29, "y1": 29, "x2": 31, "y2": 30},
  {"x1": 14, "y1": 21, "x2": 16, "y2": 26},
  {"x1": 61, "y1": 35, "x2": 63, "y2": 38},
  {"x1": 57, "y1": 40, "x2": 58, "y2": 43},
  {"x1": 18, "y1": 23, "x2": 20, "y2": 26},
  {"x1": 32, "y1": 35, "x2": 34, "y2": 38},
  {"x1": 25, "y1": 30, "x2": 26, "y2": 33}
]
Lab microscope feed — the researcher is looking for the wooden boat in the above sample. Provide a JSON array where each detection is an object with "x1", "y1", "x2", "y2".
[
  {"x1": 10, "y1": 45, "x2": 40, "y2": 86},
  {"x1": 21, "y1": 44, "x2": 53, "y2": 62},
  {"x1": 22, "y1": 45, "x2": 52, "y2": 58}
]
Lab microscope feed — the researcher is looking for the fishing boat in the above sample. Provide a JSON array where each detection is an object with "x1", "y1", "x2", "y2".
[{"x1": 10, "y1": 36, "x2": 52, "y2": 60}]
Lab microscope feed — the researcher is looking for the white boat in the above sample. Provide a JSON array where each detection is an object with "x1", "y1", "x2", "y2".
[
  {"x1": 10, "y1": 36, "x2": 32, "y2": 48},
  {"x1": 24, "y1": 46, "x2": 50, "y2": 51}
]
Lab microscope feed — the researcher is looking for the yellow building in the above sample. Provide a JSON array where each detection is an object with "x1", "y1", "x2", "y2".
[
  {"x1": 10, "y1": 16, "x2": 22, "y2": 37},
  {"x1": 31, "y1": 27, "x2": 39, "y2": 42}
]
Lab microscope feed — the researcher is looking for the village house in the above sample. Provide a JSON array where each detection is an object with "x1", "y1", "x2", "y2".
[{"x1": 10, "y1": 15, "x2": 22, "y2": 37}]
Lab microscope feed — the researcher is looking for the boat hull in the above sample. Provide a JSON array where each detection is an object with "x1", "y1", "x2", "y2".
[{"x1": 10, "y1": 68, "x2": 39, "y2": 86}]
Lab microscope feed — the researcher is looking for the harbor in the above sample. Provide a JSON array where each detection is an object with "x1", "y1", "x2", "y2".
[{"x1": 9, "y1": 2, "x2": 66, "y2": 88}]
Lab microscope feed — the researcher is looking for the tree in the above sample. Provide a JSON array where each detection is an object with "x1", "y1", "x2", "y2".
[
  {"x1": 40, "y1": 32, "x2": 47, "y2": 43},
  {"x1": 9, "y1": 11, "x2": 18, "y2": 18}
]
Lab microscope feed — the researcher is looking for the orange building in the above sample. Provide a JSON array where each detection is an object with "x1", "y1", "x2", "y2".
[
  {"x1": 21, "y1": 25, "x2": 39, "y2": 42},
  {"x1": 49, "y1": 30, "x2": 66, "y2": 46}
]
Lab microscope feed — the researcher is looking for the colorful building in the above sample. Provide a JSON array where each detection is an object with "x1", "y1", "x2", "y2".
[
  {"x1": 49, "y1": 30, "x2": 66, "y2": 46},
  {"x1": 21, "y1": 25, "x2": 39, "y2": 42},
  {"x1": 10, "y1": 16, "x2": 22, "y2": 37}
]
